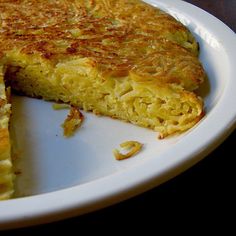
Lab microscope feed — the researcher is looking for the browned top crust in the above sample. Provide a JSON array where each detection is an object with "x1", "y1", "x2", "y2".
[{"x1": 0, "y1": 0, "x2": 205, "y2": 91}]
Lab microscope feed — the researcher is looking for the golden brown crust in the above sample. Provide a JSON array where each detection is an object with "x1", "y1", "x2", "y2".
[{"x1": 0, "y1": 0, "x2": 205, "y2": 91}]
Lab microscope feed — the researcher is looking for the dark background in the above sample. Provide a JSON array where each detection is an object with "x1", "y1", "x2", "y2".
[{"x1": 3, "y1": 0, "x2": 236, "y2": 233}]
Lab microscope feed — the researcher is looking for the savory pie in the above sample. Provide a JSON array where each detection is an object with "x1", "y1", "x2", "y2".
[{"x1": 0, "y1": 0, "x2": 206, "y2": 199}]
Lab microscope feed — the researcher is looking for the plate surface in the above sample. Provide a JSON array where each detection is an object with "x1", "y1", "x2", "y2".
[{"x1": 1, "y1": 0, "x2": 236, "y2": 229}]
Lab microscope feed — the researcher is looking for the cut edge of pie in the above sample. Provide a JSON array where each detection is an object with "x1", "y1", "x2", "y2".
[{"x1": 0, "y1": 65, "x2": 14, "y2": 200}]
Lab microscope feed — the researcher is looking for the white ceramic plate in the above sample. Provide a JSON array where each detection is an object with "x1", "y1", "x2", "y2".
[{"x1": 1, "y1": 0, "x2": 236, "y2": 229}]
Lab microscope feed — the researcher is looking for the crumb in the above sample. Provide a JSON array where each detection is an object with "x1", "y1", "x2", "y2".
[
  {"x1": 113, "y1": 141, "x2": 143, "y2": 160},
  {"x1": 62, "y1": 106, "x2": 84, "y2": 137}
]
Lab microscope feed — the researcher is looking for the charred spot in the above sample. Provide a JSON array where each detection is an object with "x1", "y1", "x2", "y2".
[
  {"x1": 66, "y1": 47, "x2": 77, "y2": 54},
  {"x1": 42, "y1": 52, "x2": 53, "y2": 59},
  {"x1": 71, "y1": 42, "x2": 80, "y2": 48}
]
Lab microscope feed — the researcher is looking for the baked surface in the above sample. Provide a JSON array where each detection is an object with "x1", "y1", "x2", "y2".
[
  {"x1": 0, "y1": 0, "x2": 205, "y2": 137},
  {"x1": 0, "y1": 0, "x2": 206, "y2": 199}
]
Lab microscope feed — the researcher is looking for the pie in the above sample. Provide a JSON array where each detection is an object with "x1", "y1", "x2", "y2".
[{"x1": 0, "y1": 0, "x2": 206, "y2": 199}]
